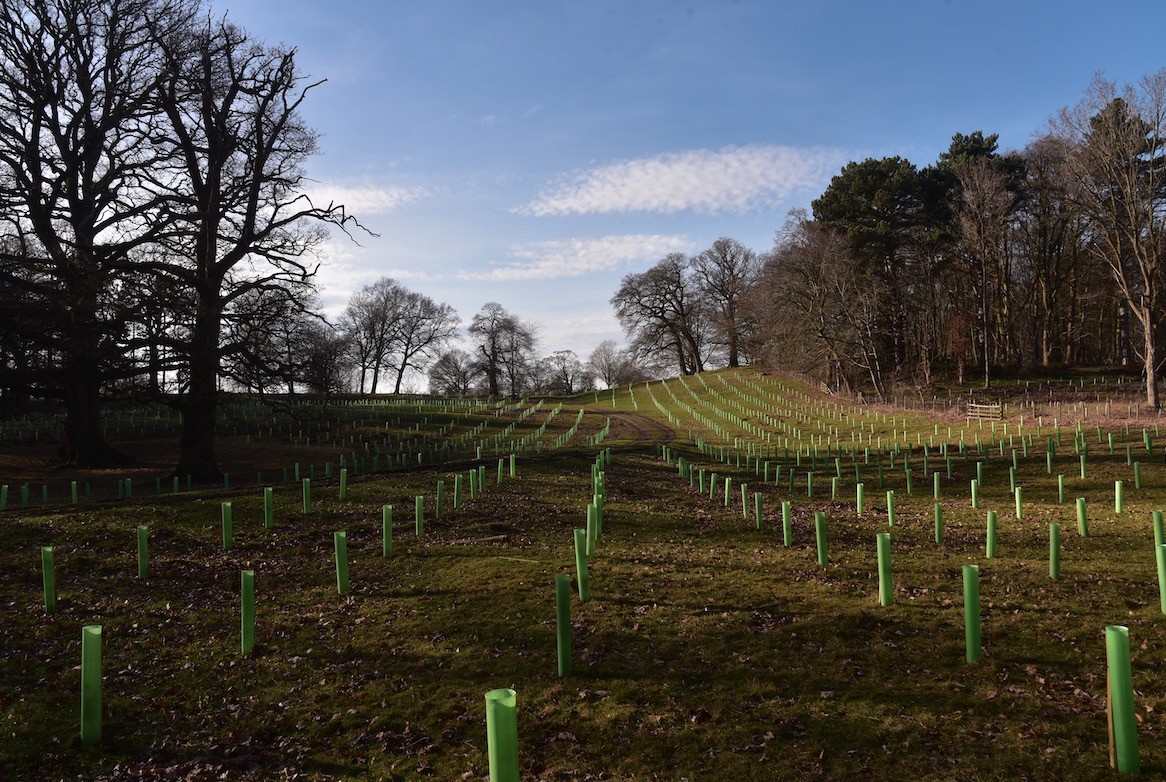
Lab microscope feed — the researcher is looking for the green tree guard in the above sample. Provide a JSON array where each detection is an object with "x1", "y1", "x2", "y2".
[
  {"x1": 877, "y1": 532, "x2": 893, "y2": 606},
  {"x1": 222, "y1": 502, "x2": 233, "y2": 550},
  {"x1": 781, "y1": 500, "x2": 792, "y2": 546},
  {"x1": 1134, "y1": 462, "x2": 1142, "y2": 490},
  {"x1": 1050, "y1": 523, "x2": 1061, "y2": 580},
  {"x1": 1154, "y1": 510, "x2": 1165, "y2": 548},
  {"x1": 137, "y1": 526, "x2": 148, "y2": 578},
  {"x1": 814, "y1": 512, "x2": 828, "y2": 566},
  {"x1": 241, "y1": 570, "x2": 255, "y2": 655},
  {"x1": 934, "y1": 504, "x2": 943, "y2": 544},
  {"x1": 1157, "y1": 544, "x2": 1166, "y2": 614},
  {"x1": 1015, "y1": 486, "x2": 1023, "y2": 520},
  {"x1": 1115, "y1": 480, "x2": 1124, "y2": 515},
  {"x1": 555, "y1": 574, "x2": 571, "y2": 677},
  {"x1": 334, "y1": 531, "x2": 349, "y2": 596},
  {"x1": 41, "y1": 546, "x2": 55, "y2": 614},
  {"x1": 436, "y1": 480, "x2": 444, "y2": 519},
  {"x1": 1106, "y1": 625, "x2": 1140, "y2": 773},
  {"x1": 1077, "y1": 498, "x2": 1089, "y2": 536},
  {"x1": 264, "y1": 487, "x2": 274, "y2": 530},
  {"x1": 585, "y1": 504, "x2": 597, "y2": 557},
  {"x1": 986, "y1": 510, "x2": 998, "y2": 558},
  {"x1": 933, "y1": 471, "x2": 940, "y2": 499},
  {"x1": 1080, "y1": 454, "x2": 1087, "y2": 479},
  {"x1": 573, "y1": 529, "x2": 590, "y2": 601},
  {"x1": 970, "y1": 479, "x2": 979, "y2": 509},
  {"x1": 485, "y1": 688, "x2": 519, "y2": 782},
  {"x1": 963, "y1": 565, "x2": 981, "y2": 663},
  {"x1": 754, "y1": 492, "x2": 763, "y2": 530},
  {"x1": 886, "y1": 490, "x2": 896, "y2": 527},
  {"x1": 80, "y1": 625, "x2": 102, "y2": 747},
  {"x1": 509, "y1": 453, "x2": 516, "y2": 478},
  {"x1": 383, "y1": 505, "x2": 394, "y2": 557},
  {"x1": 339, "y1": 467, "x2": 347, "y2": 500},
  {"x1": 724, "y1": 477, "x2": 732, "y2": 507},
  {"x1": 856, "y1": 482, "x2": 865, "y2": 515},
  {"x1": 302, "y1": 478, "x2": 311, "y2": 512},
  {"x1": 497, "y1": 459, "x2": 504, "y2": 484},
  {"x1": 1058, "y1": 474, "x2": 1065, "y2": 504},
  {"x1": 454, "y1": 475, "x2": 463, "y2": 509},
  {"x1": 415, "y1": 496, "x2": 425, "y2": 535},
  {"x1": 741, "y1": 483, "x2": 748, "y2": 518}
]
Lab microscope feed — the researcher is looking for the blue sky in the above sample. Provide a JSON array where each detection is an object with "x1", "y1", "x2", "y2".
[{"x1": 216, "y1": 0, "x2": 1166, "y2": 384}]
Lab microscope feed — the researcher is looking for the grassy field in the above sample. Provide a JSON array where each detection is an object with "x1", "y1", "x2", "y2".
[{"x1": 3, "y1": 370, "x2": 1166, "y2": 780}]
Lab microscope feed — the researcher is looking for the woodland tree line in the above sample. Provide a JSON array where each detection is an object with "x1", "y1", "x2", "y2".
[
  {"x1": 3, "y1": 0, "x2": 1164, "y2": 476},
  {"x1": 614, "y1": 72, "x2": 1166, "y2": 411}
]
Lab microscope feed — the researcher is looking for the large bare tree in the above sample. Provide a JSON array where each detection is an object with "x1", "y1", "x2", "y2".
[
  {"x1": 1055, "y1": 72, "x2": 1166, "y2": 409},
  {"x1": 143, "y1": 15, "x2": 362, "y2": 479},
  {"x1": 0, "y1": 0, "x2": 191, "y2": 465},
  {"x1": 691, "y1": 237, "x2": 759, "y2": 367}
]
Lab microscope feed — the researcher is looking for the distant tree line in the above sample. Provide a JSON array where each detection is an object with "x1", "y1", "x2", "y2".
[{"x1": 616, "y1": 72, "x2": 1166, "y2": 409}]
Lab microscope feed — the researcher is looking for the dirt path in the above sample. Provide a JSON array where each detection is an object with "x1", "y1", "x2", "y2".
[{"x1": 605, "y1": 411, "x2": 677, "y2": 447}]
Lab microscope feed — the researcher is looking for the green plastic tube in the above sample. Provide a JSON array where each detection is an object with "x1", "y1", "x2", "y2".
[
  {"x1": 1115, "y1": 480, "x2": 1124, "y2": 515},
  {"x1": 1077, "y1": 498, "x2": 1089, "y2": 537},
  {"x1": 137, "y1": 525, "x2": 148, "y2": 578},
  {"x1": 934, "y1": 503, "x2": 943, "y2": 544},
  {"x1": 264, "y1": 487, "x2": 274, "y2": 529},
  {"x1": 573, "y1": 529, "x2": 590, "y2": 601},
  {"x1": 415, "y1": 495, "x2": 425, "y2": 536},
  {"x1": 586, "y1": 504, "x2": 597, "y2": 557},
  {"x1": 1080, "y1": 454, "x2": 1087, "y2": 479},
  {"x1": 241, "y1": 570, "x2": 255, "y2": 655},
  {"x1": 877, "y1": 532, "x2": 893, "y2": 606},
  {"x1": 555, "y1": 574, "x2": 571, "y2": 677},
  {"x1": 80, "y1": 625, "x2": 102, "y2": 746},
  {"x1": 856, "y1": 482, "x2": 865, "y2": 515},
  {"x1": 724, "y1": 477, "x2": 732, "y2": 507},
  {"x1": 436, "y1": 480, "x2": 444, "y2": 519},
  {"x1": 886, "y1": 490, "x2": 896, "y2": 527},
  {"x1": 781, "y1": 500, "x2": 792, "y2": 546},
  {"x1": 986, "y1": 510, "x2": 998, "y2": 558},
  {"x1": 1015, "y1": 486, "x2": 1023, "y2": 520},
  {"x1": 1156, "y1": 544, "x2": 1166, "y2": 614},
  {"x1": 1106, "y1": 625, "x2": 1140, "y2": 773},
  {"x1": 754, "y1": 492, "x2": 762, "y2": 530},
  {"x1": 933, "y1": 471, "x2": 941, "y2": 499},
  {"x1": 339, "y1": 467, "x2": 347, "y2": 500},
  {"x1": 1154, "y1": 510, "x2": 1164, "y2": 548},
  {"x1": 454, "y1": 474, "x2": 463, "y2": 509},
  {"x1": 302, "y1": 478, "x2": 311, "y2": 512},
  {"x1": 484, "y1": 688, "x2": 519, "y2": 782},
  {"x1": 41, "y1": 546, "x2": 55, "y2": 614},
  {"x1": 79, "y1": 624, "x2": 102, "y2": 745},
  {"x1": 970, "y1": 479, "x2": 979, "y2": 509},
  {"x1": 382, "y1": 505, "x2": 394, "y2": 557},
  {"x1": 963, "y1": 565, "x2": 980, "y2": 663},
  {"x1": 1058, "y1": 474, "x2": 1065, "y2": 504},
  {"x1": 814, "y1": 511, "x2": 828, "y2": 566},
  {"x1": 334, "y1": 531, "x2": 349, "y2": 596},
  {"x1": 509, "y1": 453, "x2": 516, "y2": 478},
  {"x1": 1050, "y1": 523, "x2": 1061, "y2": 580},
  {"x1": 222, "y1": 502, "x2": 233, "y2": 550}
]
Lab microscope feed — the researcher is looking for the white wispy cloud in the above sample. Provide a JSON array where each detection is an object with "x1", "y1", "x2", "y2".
[
  {"x1": 456, "y1": 234, "x2": 693, "y2": 281},
  {"x1": 520, "y1": 144, "x2": 849, "y2": 216},
  {"x1": 305, "y1": 183, "x2": 430, "y2": 215}
]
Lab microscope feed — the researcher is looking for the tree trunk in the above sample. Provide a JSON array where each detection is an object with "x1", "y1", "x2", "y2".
[
  {"x1": 174, "y1": 291, "x2": 223, "y2": 482},
  {"x1": 1146, "y1": 312, "x2": 1161, "y2": 410},
  {"x1": 57, "y1": 357, "x2": 129, "y2": 467}
]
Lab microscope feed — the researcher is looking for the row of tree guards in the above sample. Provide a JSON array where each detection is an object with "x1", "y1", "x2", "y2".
[
  {"x1": 43, "y1": 445, "x2": 542, "y2": 763},
  {"x1": 659, "y1": 440, "x2": 1153, "y2": 773}
]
